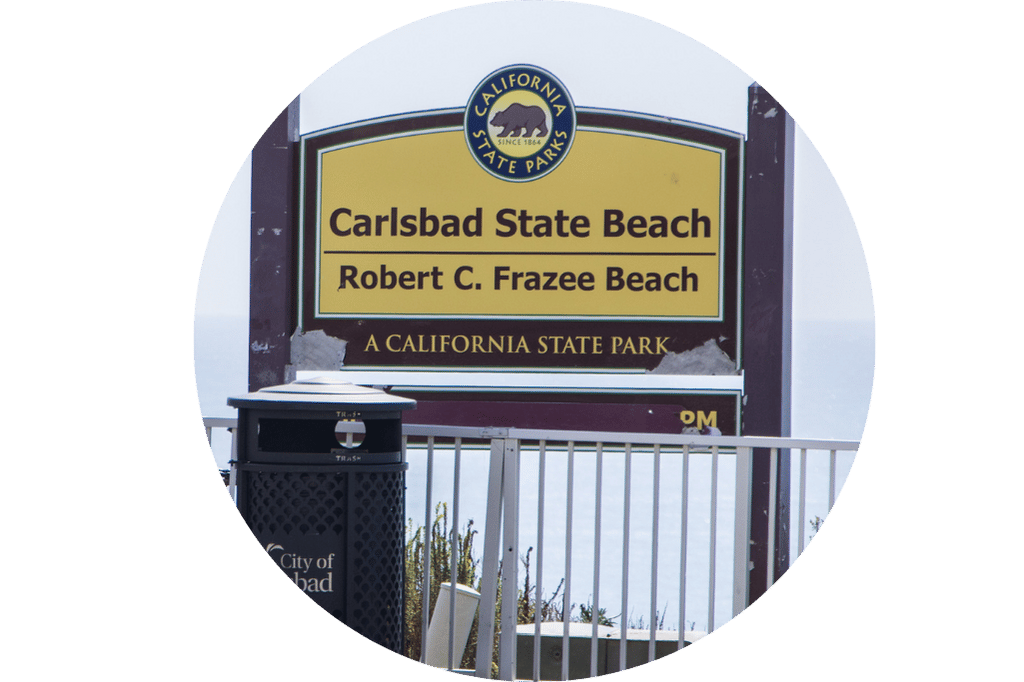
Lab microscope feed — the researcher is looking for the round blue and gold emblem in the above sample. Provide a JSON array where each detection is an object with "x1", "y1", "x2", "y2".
[{"x1": 465, "y1": 65, "x2": 576, "y2": 182}]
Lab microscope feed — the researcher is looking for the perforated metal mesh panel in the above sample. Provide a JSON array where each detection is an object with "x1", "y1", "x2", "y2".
[
  {"x1": 347, "y1": 471, "x2": 405, "y2": 650},
  {"x1": 241, "y1": 465, "x2": 405, "y2": 653},
  {"x1": 246, "y1": 470, "x2": 348, "y2": 536}
]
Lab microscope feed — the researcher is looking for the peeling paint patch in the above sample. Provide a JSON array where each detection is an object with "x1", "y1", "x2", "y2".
[
  {"x1": 284, "y1": 327, "x2": 348, "y2": 382},
  {"x1": 681, "y1": 425, "x2": 722, "y2": 436},
  {"x1": 648, "y1": 338, "x2": 737, "y2": 375},
  {"x1": 764, "y1": 107, "x2": 778, "y2": 118},
  {"x1": 250, "y1": 340, "x2": 270, "y2": 353}
]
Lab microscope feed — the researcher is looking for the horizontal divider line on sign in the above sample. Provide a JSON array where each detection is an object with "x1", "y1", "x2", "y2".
[{"x1": 321, "y1": 250, "x2": 719, "y2": 257}]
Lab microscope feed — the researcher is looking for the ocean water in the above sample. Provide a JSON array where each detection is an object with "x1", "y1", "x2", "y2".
[{"x1": 194, "y1": 316, "x2": 873, "y2": 633}]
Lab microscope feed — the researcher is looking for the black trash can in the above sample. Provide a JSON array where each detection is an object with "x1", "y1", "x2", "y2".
[{"x1": 228, "y1": 377, "x2": 416, "y2": 653}]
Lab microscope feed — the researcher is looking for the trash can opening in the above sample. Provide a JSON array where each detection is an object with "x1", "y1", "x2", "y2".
[{"x1": 255, "y1": 415, "x2": 404, "y2": 455}]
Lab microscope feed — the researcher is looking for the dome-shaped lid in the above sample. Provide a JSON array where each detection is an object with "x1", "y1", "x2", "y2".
[{"x1": 228, "y1": 376, "x2": 416, "y2": 412}]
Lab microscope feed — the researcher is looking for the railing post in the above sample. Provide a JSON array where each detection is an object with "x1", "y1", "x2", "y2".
[
  {"x1": 561, "y1": 442, "x2": 575, "y2": 682},
  {"x1": 227, "y1": 427, "x2": 238, "y2": 503},
  {"x1": 829, "y1": 449, "x2": 838, "y2": 511},
  {"x1": 648, "y1": 444, "x2": 661, "y2": 663},
  {"x1": 448, "y1": 438, "x2": 463, "y2": 670},
  {"x1": 678, "y1": 444, "x2": 690, "y2": 651},
  {"x1": 533, "y1": 441, "x2": 547, "y2": 682},
  {"x1": 499, "y1": 438, "x2": 520, "y2": 680},
  {"x1": 620, "y1": 443, "x2": 632, "y2": 671},
  {"x1": 419, "y1": 436, "x2": 435, "y2": 663},
  {"x1": 708, "y1": 446, "x2": 719, "y2": 632},
  {"x1": 475, "y1": 435, "x2": 507, "y2": 677},
  {"x1": 766, "y1": 448, "x2": 778, "y2": 590},
  {"x1": 590, "y1": 443, "x2": 604, "y2": 678},
  {"x1": 732, "y1": 447, "x2": 752, "y2": 617},
  {"x1": 798, "y1": 448, "x2": 808, "y2": 556}
]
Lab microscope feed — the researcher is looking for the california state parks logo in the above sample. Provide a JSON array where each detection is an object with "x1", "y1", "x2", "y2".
[{"x1": 465, "y1": 65, "x2": 576, "y2": 182}]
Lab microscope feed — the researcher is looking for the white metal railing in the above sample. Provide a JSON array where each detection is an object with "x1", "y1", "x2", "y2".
[{"x1": 203, "y1": 417, "x2": 857, "y2": 680}]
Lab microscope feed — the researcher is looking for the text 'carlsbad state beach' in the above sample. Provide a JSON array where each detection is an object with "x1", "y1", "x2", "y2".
[{"x1": 328, "y1": 206, "x2": 714, "y2": 294}]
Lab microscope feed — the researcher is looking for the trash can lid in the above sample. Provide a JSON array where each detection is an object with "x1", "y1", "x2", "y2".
[{"x1": 227, "y1": 376, "x2": 416, "y2": 412}]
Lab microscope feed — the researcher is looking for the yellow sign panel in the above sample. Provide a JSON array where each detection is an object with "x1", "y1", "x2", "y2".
[{"x1": 314, "y1": 127, "x2": 725, "y2": 320}]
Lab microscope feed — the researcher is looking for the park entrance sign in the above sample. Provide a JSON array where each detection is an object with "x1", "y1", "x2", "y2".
[
  {"x1": 294, "y1": 64, "x2": 744, "y2": 434},
  {"x1": 294, "y1": 65, "x2": 745, "y2": 432}
]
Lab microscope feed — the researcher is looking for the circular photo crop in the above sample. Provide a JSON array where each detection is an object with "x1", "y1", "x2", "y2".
[{"x1": 195, "y1": 2, "x2": 874, "y2": 677}]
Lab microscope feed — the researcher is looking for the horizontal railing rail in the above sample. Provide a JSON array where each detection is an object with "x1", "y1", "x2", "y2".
[{"x1": 203, "y1": 416, "x2": 857, "y2": 680}]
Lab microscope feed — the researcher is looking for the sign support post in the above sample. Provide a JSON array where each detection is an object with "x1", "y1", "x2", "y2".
[
  {"x1": 742, "y1": 83, "x2": 795, "y2": 603},
  {"x1": 249, "y1": 97, "x2": 300, "y2": 391}
]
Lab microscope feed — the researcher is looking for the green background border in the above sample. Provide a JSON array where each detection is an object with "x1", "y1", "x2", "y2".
[{"x1": 8, "y1": 0, "x2": 1011, "y2": 675}]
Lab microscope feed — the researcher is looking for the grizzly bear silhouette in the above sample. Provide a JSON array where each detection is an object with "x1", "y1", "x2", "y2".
[{"x1": 490, "y1": 103, "x2": 548, "y2": 138}]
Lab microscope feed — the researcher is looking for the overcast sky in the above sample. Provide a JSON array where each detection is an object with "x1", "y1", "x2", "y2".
[{"x1": 196, "y1": 2, "x2": 872, "y2": 324}]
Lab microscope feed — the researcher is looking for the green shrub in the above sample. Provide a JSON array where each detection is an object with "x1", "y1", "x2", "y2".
[{"x1": 404, "y1": 503, "x2": 487, "y2": 669}]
